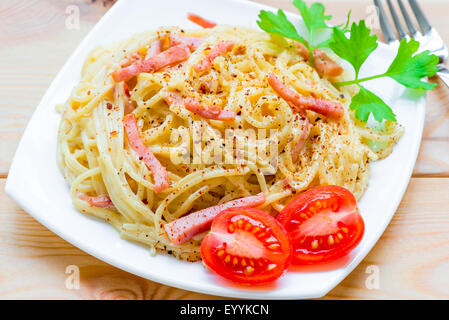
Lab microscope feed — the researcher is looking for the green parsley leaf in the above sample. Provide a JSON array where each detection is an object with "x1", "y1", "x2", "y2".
[
  {"x1": 257, "y1": 9, "x2": 307, "y2": 46},
  {"x1": 329, "y1": 20, "x2": 378, "y2": 79},
  {"x1": 386, "y1": 38, "x2": 438, "y2": 90},
  {"x1": 350, "y1": 86, "x2": 396, "y2": 122},
  {"x1": 292, "y1": 0, "x2": 331, "y2": 45}
]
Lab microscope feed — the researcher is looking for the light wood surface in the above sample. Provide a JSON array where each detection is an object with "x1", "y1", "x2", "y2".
[{"x1": 1, "y1": 0, "x2": 449, "y2": 299}]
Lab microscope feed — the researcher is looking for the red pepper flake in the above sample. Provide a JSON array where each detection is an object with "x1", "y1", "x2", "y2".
[
  {"x1": 123, "y1": 82, "x2": 131, "y2": 97},
  {"x1": 106, "y1": 102, "x2": 113, "y2": 110}
]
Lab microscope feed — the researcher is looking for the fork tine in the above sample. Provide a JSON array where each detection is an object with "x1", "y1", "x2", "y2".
[
  {"x1": 373, "y1": 0, "x2": 397, "y2": 43},
  {"x1": 386, "y1": 0, "x2": 408, "y2": 39},
  {"x1": 408, "y1": 0, "x2": 432, "y2": 34},
  {"x1": 398, "y1": 0, "x2": 419, "y2": 38}
]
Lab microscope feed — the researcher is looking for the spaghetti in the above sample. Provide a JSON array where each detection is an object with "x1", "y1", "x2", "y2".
[{"x1": 57, "y1": 24, "x2": 403, "y2": 261}]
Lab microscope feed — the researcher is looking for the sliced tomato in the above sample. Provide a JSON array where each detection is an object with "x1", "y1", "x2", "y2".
[
  {"x1": 201, "y1": 207, "x2": 291, "y2": 284},
  {"x1": 276, "y1": 185, "x2": 364, "y2": 265}
]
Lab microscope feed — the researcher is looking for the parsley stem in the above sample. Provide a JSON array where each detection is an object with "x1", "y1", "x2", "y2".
[
  {"x1": 308, "y1": 46, "x2": 315, "y2": 67},
  {"x1": 308, "y1": 31, "x2": 315, "y2": 67},
  {"x1": 333, "y1": 74, "x2": 386, "y2": 86}
]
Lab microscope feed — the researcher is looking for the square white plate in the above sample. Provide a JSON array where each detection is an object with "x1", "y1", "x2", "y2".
[{"x1": 6, "y1": 0, "x2": 426, "y2": 299}]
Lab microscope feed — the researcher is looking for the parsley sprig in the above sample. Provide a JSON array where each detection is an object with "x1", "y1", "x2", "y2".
[
  {"x1": 257, "y1": 1, "x2": 439, "y2": 123},
  {"x1": 257, "y1": 0, "x2": 348, "y2": 67}
]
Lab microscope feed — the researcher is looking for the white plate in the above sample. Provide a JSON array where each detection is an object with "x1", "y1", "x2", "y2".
[{"x1": 5, "y1": 0, "x2": 426, "y2": 299}]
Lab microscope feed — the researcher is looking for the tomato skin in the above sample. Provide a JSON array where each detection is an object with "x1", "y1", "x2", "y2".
[
  {"x1": 277, "y1": 185, "x2": 364, "y2": 265},
  {"x1": 201, "y1": 207, "x2": 291, "y2": 285}
]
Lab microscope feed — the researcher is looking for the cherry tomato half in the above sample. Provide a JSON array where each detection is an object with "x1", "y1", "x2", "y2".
[
  {"x1": 201, "y1": 207, "x2": 291, "y2": 284},
  {"x1": 276, "y1": 185, "x2": 364, "y2": 265}
]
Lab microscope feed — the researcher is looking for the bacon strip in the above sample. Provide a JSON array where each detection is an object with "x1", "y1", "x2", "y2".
[
  {"x1": 145, "y1": 40, "x2": 162, "y2": 59},
  {"x1": 164, "y1": 193, "x2": 266, "y2": 244},
  {"x1": 119, "y1": 52, "x2": 143, "y2": 68},
  {"x1": 193, "y1": 40, "x2": 235, "y2": 73},
  {"x1": 184, "y1": 97, "x2": 235, "y2": 121},
  {"x1": 123, "y1": 113, "x2": 169, "y2": 193},
  {"x1": 170, "y1": 34, "x2": 203, "y2": 51},
  {"x1": 313, "y1": 49, "x2": 344, "y2": 77},
  {"x1": 77, "y1": 192, "x2": 114, "y2": 208},
  {"x1": 112, "y1": 44, "x2": 191, "y2": 82},
  {"x1": 187, "y1": 13, "x2": 217, "y2": 28},
  {"x1": 165, "y1": 93, "x2": 235, "y2": 121},
  {"x1": 291, "y1": 114, "x2": 311, "y2": 163},
  {"x1": 164, "y1": 91, "x2": 183, "y2": 107},
  {"x1": 268, "y1": 73, "x2": 344, "y2": 119},
  {"x1": 295, "y1": 41, "x2": 310, "y2": 60},
  {"x1": 295, "y1": 42, "x2": 343, "y2": 78}
]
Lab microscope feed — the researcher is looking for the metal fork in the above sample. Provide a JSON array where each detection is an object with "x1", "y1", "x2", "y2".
[{"x1": 373, "y1": 0, "x2": 449, "y2": 88}]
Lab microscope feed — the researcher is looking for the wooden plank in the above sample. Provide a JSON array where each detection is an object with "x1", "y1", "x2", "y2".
[
  {"x1": 0, "y1": 0, "x2": 111, "y2": 176},
  {"x1": 2, "y1": 177, "x2": 449, "y2": 299}
]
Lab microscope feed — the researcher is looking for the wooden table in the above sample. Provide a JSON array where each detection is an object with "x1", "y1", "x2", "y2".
[{"x1": 1, "y1": 0, "x2": 449, "y2": 299}]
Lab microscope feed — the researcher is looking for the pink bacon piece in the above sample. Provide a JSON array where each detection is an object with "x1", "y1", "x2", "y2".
[
  {"x1": 295, "y1": 42, "x2": 343, "y2": 78},
  {"x1": 165, "y1": 93, "x2": 235, "y2": 121},
  {"x1": 164, "y1": 193, "x2": 266, "y2": 244},
  {"x1": 184, "y1": 97, "x2": 235, "y2": 121},
  {"x1": 145, "y1": 40, "x2": 162, "y2": 59},
  {"x1": 112, "y1": 44, "x2": 191, "y2": 82},
  {"x1": 164, "y1": 91, "x2": 183, "y2": 107},
  {"x1": 77, "y1": 192, "x2": 114, "y2": 208},
  {"x1": 313, "y1": 49, "x2": 344, "y2": 78},
  {"x1": 187, "y1": 13, "x2": 217, "y2": 29},
  {"x1": 119, "y1": 52, "x2": 143, "y2": 68},
  {"x1": 170, "y1": 34, "x2": 203, "y2": 51},
  {"x1": 268, "y1": 73, "x2": 344, "y2": 119},
  {"x1": 193, "y1": 40, "x2": 235, "y2": 73},
  {"x1": 290, "y1": 114, "x2": 311, "y2": 163},
  {"x1": 123, "y1": 113, "x2": 169, "y2": 193}
]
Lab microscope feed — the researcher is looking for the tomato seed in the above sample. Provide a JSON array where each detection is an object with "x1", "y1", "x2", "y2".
[
  {"x1": 267, "y1": 264, "x2": 277, "y2": 271},
  {"x1": 244, "y1": 266, "x2": 255, "y2": 275}
]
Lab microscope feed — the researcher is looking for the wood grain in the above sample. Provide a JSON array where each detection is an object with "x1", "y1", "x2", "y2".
[
  {"x1": 1, "y1": 0, "x2": 449, "y2": 300},
  {"x1": 2, "y1": 177, "x2": 449, "y2": 299},
  {"x1": 0, "y1": 0, "x2": 109, "y2": 176}
]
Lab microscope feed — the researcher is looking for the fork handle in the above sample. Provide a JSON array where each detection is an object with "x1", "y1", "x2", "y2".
[{"x1": 437, "y1": 66, "x2": 449, "y2": 89}]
